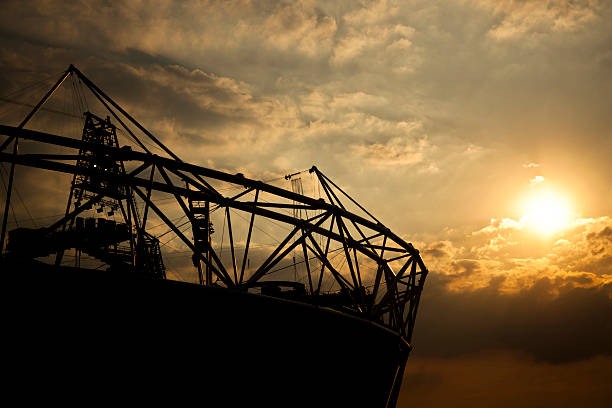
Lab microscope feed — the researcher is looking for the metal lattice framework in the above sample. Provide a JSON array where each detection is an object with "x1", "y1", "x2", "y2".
[{"x1": 0, "y1": 65, "x2": 428, "y2": 344}]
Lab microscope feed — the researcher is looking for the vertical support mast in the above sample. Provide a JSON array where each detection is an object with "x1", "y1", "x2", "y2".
[
  {"x1": 188, "y1": 186, "x2": 213, "y2": 286},
  {"x1": 204, "y1": 200, "x2": 211, "y2": 285}
]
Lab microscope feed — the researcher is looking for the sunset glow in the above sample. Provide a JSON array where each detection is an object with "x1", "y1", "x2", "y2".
[{"x1": 521, "y1": 191, "x2": 573, "y2": 235}]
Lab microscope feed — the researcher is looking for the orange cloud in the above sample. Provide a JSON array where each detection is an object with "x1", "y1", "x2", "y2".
[
  {"x1": 352, "y1": 136, "x2": 430, "y2": 167},
  {"x1": 421, "y1": 216, "x2": 612, "y2": 293}
]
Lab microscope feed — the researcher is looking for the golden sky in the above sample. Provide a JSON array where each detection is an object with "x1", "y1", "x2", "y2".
[{"x1": 1, "y1": 1, "x2": 611, "y2": 405}]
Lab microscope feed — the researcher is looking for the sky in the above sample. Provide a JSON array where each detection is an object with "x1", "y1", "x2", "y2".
[{"x1": 1, "y1": 0, "x2": 611, "y2": 406}]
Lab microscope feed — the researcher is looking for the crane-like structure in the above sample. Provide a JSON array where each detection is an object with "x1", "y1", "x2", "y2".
[{"x1": 0, "y1": 65, "x2": 428, "y2": 407}]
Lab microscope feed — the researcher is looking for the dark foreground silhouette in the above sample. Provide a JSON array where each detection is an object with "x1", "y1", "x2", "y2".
[{"x1": 2, "y1": 257, "x2": 408, "y2": 406}]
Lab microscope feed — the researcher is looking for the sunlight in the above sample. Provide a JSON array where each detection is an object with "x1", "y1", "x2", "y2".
[{"x1": 521, "y1": 191, "x2": 573, "y2": 235}]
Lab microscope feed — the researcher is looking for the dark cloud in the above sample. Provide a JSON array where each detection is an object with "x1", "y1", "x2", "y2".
[
  {"x1": 412, "y1": 273, "x2": 612, "y2": 363},
  {"x1": 448, "y1": 259, "x2": 481, "y2": 277},
  {"x1": 82, "y1": 62, "x2": 264, "y2": 131},
  {"x1": 422, "y1": 240, "x2": 455, "y2": 259},
  {"x1": 588, "y1": 225, "x2": 612, "y2": 242}
]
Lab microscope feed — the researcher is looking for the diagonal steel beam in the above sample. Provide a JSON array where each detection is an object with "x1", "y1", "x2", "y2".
[
  {"x1": 225, "y1": 206, "x2": 238, "y2": 284},
  {"x1": 246, "y1": 211, "x2": 330, "y2": 285},
  {"x1": 131, "y1": 185, "x2": 233, "y2": 286},
  {"x1": 305, "y1": 236, "x2": 354, "y2": 293},
  {"x1": 157, "y1": 164, "x2": 230, "y2": 283}
]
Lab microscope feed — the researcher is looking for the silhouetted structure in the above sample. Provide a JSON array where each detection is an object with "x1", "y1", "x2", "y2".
[{"x1": 0, "y1": 65, "x2": 428, "y2": 407}]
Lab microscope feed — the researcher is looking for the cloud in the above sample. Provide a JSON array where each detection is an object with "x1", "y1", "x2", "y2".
[
  {"x1": 529, "y1": 175, "x2": 545, "y2": 186},
  {"x1": 522, "y1": 162, "x2": 540, "y2": 168},
  {"x1": 422, "y1": 240, "x2": 460, "y2": 259},
  {"x1": 449, "y1": 259, "x2": 481, "y2": 277},
  {"x1": 469, "y1": 0, "x2": 601, "y2": 40},
  {"x1": 0, "y1": 0, "x2": 338, "y2": 60},
  {"x1": 351, "y1": 136, "x2": 430, "y2": 167},
  {"x1": 342, "y1": 0, "x2": 399, "y2": 26},
  {"x1": 328, "y1": 0, "x2": 420, "y2": 72},
  {"x1": 421, "y1": 216, "x2": 612, "y2": 293},
  {"x1": 413, "y1": 272, "x2": 612, "y2": 362},
  {"x1": 329, "y1": 92, "x2": 388, "y2": 112},
  {"x1": 260, "y1": 2, "x2": 338, "y2": 57},
  {"x1": 548, "y1": 218, "x2": 612, "y2": 276},
  {"x1": 331, "y1": 23, "x2": 416, "y2": 67},
  {"x1": 473, "y1": 218, "x2": 522, "y2": 236},
  {"x1": 404, "y1": 214, "x2": 612, "y2": 402}
]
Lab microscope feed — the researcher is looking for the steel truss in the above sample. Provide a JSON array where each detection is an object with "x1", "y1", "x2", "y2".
[{"x1": 0, "y1": 65, "x2": 428, "y2": 345}]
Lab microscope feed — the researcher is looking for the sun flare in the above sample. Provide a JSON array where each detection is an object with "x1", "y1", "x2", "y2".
[{"x1": 521, "y1": 191, "x2": 573, "y2": 235}]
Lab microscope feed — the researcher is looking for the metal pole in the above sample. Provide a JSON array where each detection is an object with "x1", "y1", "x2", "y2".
[
  {"x1": 226, "y1": 206, "x2": 238, "y2": 284},
  {"x1": 205, "y1": 200, "x2": 211, "y2": 285},
  {"x1": 1, "y1": 68, "x2": 71, "y2": 254},
  {"x1": 239, "y1": 189, "x2": 259, "y2": 283},
  {"x1": 0, "y1": 141, "x2": 18, "y2": 253}
]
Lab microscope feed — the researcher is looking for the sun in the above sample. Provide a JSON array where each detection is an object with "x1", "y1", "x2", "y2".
[{"x1": 521, "y1": 191, "x2": 573, "y2": 235}]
